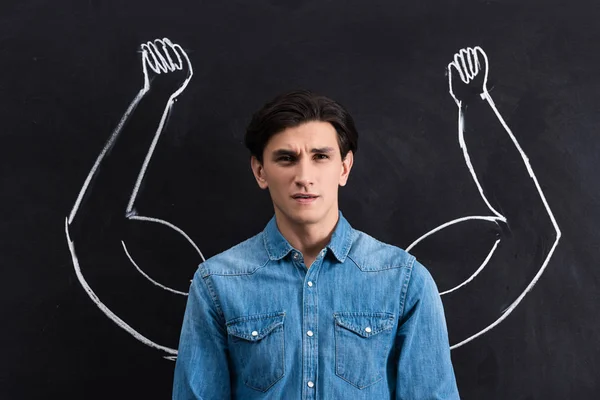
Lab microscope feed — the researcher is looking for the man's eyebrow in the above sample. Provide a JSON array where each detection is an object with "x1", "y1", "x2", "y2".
[
  {"x1": 311, "y1": 147, "x2": 335, "y2": 153},
  {"x1": 271, "y1": 149, "x2": 296, "y2": 157},
  {"x1": 271, "y1": 147, "x2": 335, "y2": 157}
]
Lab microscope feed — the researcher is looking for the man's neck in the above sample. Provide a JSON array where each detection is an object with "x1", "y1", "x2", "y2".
[{"x1": 274, "y1": 208, "x2": 339, "y2": 261}]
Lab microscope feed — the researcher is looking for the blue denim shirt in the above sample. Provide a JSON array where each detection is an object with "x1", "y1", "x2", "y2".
[{"x1": 173, "y1": 210, "x2": 459, "y2": 399}]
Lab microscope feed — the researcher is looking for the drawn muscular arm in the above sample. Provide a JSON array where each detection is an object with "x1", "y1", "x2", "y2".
[
  {"x1": 67, "y1": 39, "x2": 192, "y2": 234},
  {"x1": 409, "y1": 47, "x2": 561, "y2": 348},
  {"x1": 65, "y1": 39, "x2": 200, "y2": 358}
]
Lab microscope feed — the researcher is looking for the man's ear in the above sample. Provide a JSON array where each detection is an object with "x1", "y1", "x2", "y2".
[
  {"x1": 251, "y1": 156, "x2": 269, "y2": 189},
  {"x1": 339, "y1": 150, "x2": 354, "y2": 187}
]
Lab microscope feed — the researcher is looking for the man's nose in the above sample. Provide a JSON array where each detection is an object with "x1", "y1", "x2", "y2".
[{"x1": 294, "y1": 158, "x2": 315, "y2": 187}]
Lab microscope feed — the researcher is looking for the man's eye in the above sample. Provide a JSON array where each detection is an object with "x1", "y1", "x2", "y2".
[
  {"x1": 278, "y1": 156, "x2": 294, "y2": 162},
  {"x1": 315, "y1": 154, "x2": 329, "y2": 160}
]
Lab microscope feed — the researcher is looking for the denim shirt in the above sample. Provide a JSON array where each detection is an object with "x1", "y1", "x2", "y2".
[{"x1": 173, "y1": 210, "x2": 459, "y2": 399}]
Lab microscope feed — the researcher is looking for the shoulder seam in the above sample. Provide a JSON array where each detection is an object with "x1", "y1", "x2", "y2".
[
  {"x1": 346, "y1": 253, "x2": 360, "y2": 269},
  {"x1": 350, "y1": 230, "x2": 414, "y2": 270},
  {"x1": 199, "y1": 233, "x2": 270, "y2": 276},
  {"x1": 199, "y1": 271, "x2": 226, "y2": 321},
  {"x1": 398, "y1": 255, "x2": 416, "y2": 318},
  {"x1": 203, "y1": 256, "x2": 271, "y2": 277}
]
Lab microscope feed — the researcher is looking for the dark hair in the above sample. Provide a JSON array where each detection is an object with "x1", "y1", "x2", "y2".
[{"x1": 244, "y1": 89, "x2": 358, "y2": 163}]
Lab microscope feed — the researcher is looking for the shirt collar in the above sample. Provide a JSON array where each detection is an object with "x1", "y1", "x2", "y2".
[{"x1": 263, "y1": 210, "x2": 353, "y2": 263}]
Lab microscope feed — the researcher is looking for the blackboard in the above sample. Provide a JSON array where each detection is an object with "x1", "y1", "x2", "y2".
[{"x1": 2, "y1": 0, "x2": 599, "y2": 398}]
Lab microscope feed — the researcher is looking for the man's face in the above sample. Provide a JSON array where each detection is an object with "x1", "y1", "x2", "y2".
[{"x1": 251, "y1": 121, "x2": 353, "y2": 227}]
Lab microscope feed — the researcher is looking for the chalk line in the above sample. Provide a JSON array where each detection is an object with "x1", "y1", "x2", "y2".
[
  {"x1": 442, "y1": 46, "x2": 561, "y2": 349},
  {"x1": 66, "y1": 218, "x2": 178, "y2": 357},
  {"x1": 65, "y1": 38, "x2": 197, "y2": 359}
]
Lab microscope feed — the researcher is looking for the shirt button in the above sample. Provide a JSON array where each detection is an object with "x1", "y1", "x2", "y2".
[
  {"x1": 307, "y1": 281, "x2": 313, "y2": 287},
  {"x1": 293, "y1": 253, "x2": 299, "y2": 259},
  {"x1": 307, "y1": 330, "x2": 313, "y2": 337},
  {"x1": 320, "y1": 250, "x2": 326, "y2": 256},
  {"x1": 307, "y1": 381, "x2": 315, "y2": 388},
  {"x1": 251, "y1": 330, "x2": 259, "y2": 337},
  {"x1": 365, "y1": 327, "x2": 372, "y2": 333}
]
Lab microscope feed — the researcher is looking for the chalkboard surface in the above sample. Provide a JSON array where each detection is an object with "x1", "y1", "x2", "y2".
[{"x1": 2, "y1": 0, "x2": 599, "y2": 398}]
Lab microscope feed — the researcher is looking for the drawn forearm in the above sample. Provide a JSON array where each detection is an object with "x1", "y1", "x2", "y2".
[
  {"x1": 448, "y1": 46, "x2": 558, "y2": 237},
  {"x1": 68, "y1": 94, "x2": 171, "y2": 232},
  {"x1": 460, "y1": 99, "x2": 557, "y2": 237},
  {"x1": 68, "y1": 39, "x2": 192, "y2": 236}
]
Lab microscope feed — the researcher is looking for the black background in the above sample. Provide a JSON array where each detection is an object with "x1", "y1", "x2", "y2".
[{"x1": 2, "y1": 0, "x2": 599, "y2": 398}]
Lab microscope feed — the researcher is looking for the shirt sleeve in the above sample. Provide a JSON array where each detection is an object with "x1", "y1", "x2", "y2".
[
  {"x1": 172, "y1": 267, "x2": 231, "y2": 400},
  {"x1": 395, "y1": 259, "x2": 460, "y2": 399}
]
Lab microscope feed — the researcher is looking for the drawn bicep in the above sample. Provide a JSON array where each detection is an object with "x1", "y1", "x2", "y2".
[
  {"x1": 123, "y1": 216, "x2": 203, "y2": 295},
  {"x1": 408, "y1": 217, "x2": 502, "y2": 294}
]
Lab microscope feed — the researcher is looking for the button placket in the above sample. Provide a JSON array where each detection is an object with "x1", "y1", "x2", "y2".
[{"x1": 303, "y1": 254, "x2": 319, "y2": 399}]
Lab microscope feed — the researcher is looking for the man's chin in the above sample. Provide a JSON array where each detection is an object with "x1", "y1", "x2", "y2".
[{"x1": 279, "y1": 207, "x2": 322, "y2": 226}]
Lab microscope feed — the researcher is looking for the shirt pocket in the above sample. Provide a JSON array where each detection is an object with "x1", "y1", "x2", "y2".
[
  {"x1": 334, "y1": 311, "x2": 395, "y2": 389},
  {"x1": 226, "y1": 311, "x2": 286, "y2": 392}
]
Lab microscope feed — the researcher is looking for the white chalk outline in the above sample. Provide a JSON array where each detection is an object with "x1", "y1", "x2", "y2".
[
  {"x1": 408, "y1": 46, "x2": 561, "y2": 349},
  {"x1": 406, "y1": 216, "x2": 503, "y2": 296},
  {"x1": 66, "y1": 217, "x2": 178, "y2": 357},
  {"x1": 128, "y1": 38, "x2": 193, "y2": 214},
  {"x1": 122, "y1": 241, "x2": 189, "y2": 296},
  {"x1": 122, "y1": 215, "x2": 206, "y2": 295},
  {"x1": 65, "y1": 38, "x2": 199, "y2": 359},
  {"x1": 65, "y1": 42, "x2": 562, "y2": 355}
]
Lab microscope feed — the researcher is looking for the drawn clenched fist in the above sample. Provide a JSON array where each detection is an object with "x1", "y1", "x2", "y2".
[
  {"x1": 448, "y1": 46, "x2": 489, "y2": 107},
  {"x1": 140, "y1": 38, "x2": 193, "y2": 100}
]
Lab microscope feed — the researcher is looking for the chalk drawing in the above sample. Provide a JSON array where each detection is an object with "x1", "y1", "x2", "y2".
[
  {"x1": 65, "y1": 38, "x2": 201, "y2": 359},
  {"x1": 65, "y1": 41, "x2": 561, "y2": 357},
  {"x1": 408, "y1": 46, "x2": 562, "y2": 349}
]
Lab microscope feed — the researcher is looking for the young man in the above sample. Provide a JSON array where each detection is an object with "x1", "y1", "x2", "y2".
[{"x1": 172, "y1": 90, "x2": 460, "y2": 399}]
